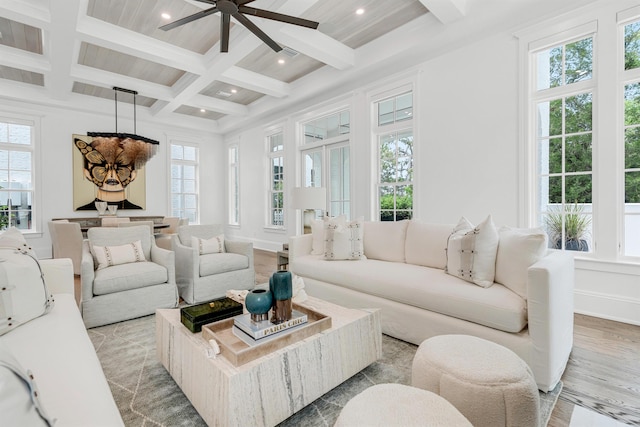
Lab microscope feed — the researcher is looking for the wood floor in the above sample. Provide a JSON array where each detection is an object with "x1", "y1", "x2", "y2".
[{"x1": 253, "y1": 249, "x2": 640, "y2": 426}]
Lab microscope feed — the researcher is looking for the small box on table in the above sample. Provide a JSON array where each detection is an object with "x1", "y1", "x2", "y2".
[{"x1": 180, "y1": 297, "x2": 243, "y2": 333}]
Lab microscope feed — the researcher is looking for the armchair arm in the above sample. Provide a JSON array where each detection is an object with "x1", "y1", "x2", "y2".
[
  {"x1": 527, "y1": 250, "x2": 574, "y2": 391},
  {"x1": 40, "y1": 258, "x2": 74, "y2": 295},
  {"x1": 151, "y1": 243, "x2": 176, "y2": 285},
  {"x1": 80, "y1": 240, "x2": 96, "y2": 303},
  {"x1": 172, "y1": 235, "x2": 199, "y2": 281},
  {"x1": 225, "y1": 240, "x2": 254, "y2": 272}
]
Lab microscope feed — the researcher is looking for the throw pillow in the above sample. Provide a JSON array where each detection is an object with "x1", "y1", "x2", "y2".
[
  {"x1": 445, "y1": 215, "x2": 499, "y2": 288},
  {"x1": 324, "y1": 217, "x2": 365, "y2": 260},
  {"x1": 0, "y1": 341, "x2": 55, "y2": 426},
  {"x1": 495, "y1": 226, "x2": 548, "y2": 299},
  {"x1": 311, "y1": 215, "x2": 345, "y2": 255},
  {"x1": 0, "y1": 227, "x2": 54, "y2": 336},
  {"x1": 192, "y1": 234, "x2": 226, "y2": 255},
  {"x1": 91, "y1": 240, "x2": 146, "y2": 270}
]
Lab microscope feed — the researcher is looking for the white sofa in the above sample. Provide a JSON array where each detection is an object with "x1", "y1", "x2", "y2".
[
  {"x1": 1, "y1": 258, "x2": 124, "y2": 426},
  {"x1": 289, "y1": 219, "x2": 574, "y2": 392}
]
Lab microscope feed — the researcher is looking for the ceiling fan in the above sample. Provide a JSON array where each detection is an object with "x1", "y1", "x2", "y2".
[{"x1": 160, "y1": 0, "x2": 319, "y2": 53}]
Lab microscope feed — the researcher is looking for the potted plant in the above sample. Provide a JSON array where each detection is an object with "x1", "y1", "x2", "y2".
[{"x1": 545, "y1": 203, "x2": 591, "y2": 251}]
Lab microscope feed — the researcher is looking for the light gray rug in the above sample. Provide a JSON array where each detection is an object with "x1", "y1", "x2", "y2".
[{"x1": 88, "y1": 314, "x2": 562, "y2": 427}]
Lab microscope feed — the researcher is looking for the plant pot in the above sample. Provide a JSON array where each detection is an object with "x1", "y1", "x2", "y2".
[{"x1": 554, "y1": 239, "x2": 589, "y2": 252}]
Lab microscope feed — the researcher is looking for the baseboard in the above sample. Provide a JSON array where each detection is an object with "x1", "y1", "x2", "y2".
[{"x1": 574, "y1": 289, "x2": 640, "y2": 326}]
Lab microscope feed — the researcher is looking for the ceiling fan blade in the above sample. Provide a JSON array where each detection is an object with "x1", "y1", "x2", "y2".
[
  {"x1": 237, "y1": 0, "x2": 256, "y2": 5},
  {"x1": 239, "y1": 6, "x2": 319, "y2": 29},
  {"x1": 159, "y1": 7, "x2": 219, "y2": 31},
  {"x1": 193, "y1": 0, "x2": 216, "y2": 4},
  {"x1": 233, "y1": 12, "x2": 282, "y2": 52},
  {"x1": 220, "y1": 13, "x2": 230, "y2": 53}
]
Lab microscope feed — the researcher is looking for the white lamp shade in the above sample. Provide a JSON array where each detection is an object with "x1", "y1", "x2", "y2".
[{"x1": 291, "y1": 187, "x2": 327, "y2": 210}]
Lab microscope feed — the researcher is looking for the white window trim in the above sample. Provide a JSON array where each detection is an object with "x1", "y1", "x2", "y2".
[
  {"x1": 265, "y1": 127, "x2": 285, "y2": 230},
  {"x1": 228, "y1": 144, "x2": 240, "y2": 227},
  {"x1": 168, "y1": 140, "x2": 200, "y2": 224}
]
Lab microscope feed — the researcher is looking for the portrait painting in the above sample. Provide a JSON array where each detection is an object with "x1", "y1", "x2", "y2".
[{"x1": 73, "y1": 134, "x2": 146, "y2": 211}]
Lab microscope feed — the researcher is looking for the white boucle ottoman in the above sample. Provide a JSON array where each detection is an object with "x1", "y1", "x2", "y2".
[
  {"x1": 412, "y1": 335, "x2": 540, "y2": 427},
  {"x1": 334, "y1": 383, "x2": 472, "y2": 427}
]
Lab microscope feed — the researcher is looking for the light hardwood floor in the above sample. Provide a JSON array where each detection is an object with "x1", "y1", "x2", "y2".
[{"x1": 253, "y1": 249, "x2": 640, "y2": 426}]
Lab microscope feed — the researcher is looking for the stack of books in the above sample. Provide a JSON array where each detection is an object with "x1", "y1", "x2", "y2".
[{"x1": 233, "y1": 310, "x2": 308, "y2": 346}]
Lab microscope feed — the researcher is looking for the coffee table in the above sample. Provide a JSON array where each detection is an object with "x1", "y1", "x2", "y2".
[{"x1": 156, "y1": 297, "x2": 381, "y2": 426}]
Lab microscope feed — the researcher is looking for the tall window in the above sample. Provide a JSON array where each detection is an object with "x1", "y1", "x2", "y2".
[
  {"x1": 267, "y1": 132, "x2": 284, "y2": 227},
  {"x1": 301, "y1": 109, "x2": 350, "y2": 218},
  {"x1": 533, "y1": 35, "x2": 594, "y2": 251},
  {"x1": 228, "y1": 145, "x2": 240, "y2": 225},
  {"x1": 0, "y1": 117, "x2": 35, "y2": 232},
  {"x1": 170, "y1": 143, "x2": 198, "y2": 224},
  {"x1": 373, "y1": 91, "x2": 414, "y2": 221},
  {"x1": 623, "y1": 19, "x2": 640, "y2": 256}
]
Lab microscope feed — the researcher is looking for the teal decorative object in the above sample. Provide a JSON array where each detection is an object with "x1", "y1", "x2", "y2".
[
  {"x1": 270, "y1": 270, "x2": 293, "y2": 324},
  {"x1": 245, "y1": 289, "x2": 273, "y2": 322}
]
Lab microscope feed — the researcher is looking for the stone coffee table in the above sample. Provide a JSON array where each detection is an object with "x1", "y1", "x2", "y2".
[{"x1": 156, "y1": 297, "x2": 381, "y2": 426}]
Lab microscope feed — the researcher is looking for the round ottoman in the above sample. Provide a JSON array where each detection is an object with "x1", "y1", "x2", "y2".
[
  {"x1": 334, "y1": 383, "x2": 472, "y2": 427},
  {"x1": 411, "y1": 335, "x2": 540, "y2": 427}
]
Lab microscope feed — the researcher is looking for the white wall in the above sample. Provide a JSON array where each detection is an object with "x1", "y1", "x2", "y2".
[{"x1": 0, "y1": 99, "x2": 221, "y2": 257}]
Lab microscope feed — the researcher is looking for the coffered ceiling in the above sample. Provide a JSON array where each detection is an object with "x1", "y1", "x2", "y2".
[{"x1": 0, "y1": 0, "x2": 597, "y2": 135}]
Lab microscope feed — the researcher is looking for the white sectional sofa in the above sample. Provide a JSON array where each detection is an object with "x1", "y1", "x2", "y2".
[
  {"x1": 289, "y1": 219, "x2": 575, "y2": 392},
  {"x1": 1, "y1": 258, "x2": 123, "y2": 426}
]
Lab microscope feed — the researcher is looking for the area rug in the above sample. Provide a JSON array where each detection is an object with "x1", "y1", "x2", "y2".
[{"x1": 89, "y1": 314, "x2": 562, "y2": 427}]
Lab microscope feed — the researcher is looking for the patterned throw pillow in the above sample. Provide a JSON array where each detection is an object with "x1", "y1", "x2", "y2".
[
  {"x1": 192, "y1": 234, "x2": 226, "y2": 255},
  {"x1": 324, "y1": 217, "x2": 365, "y2": 261},
  {"x1": 91, "y1": 240, "x2": 146, "y2": 270},
  {"x1": 445, "y1": 215, "x2": 499, "y2": 288}
]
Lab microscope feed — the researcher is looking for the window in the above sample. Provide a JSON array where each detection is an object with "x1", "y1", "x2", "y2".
[
  {"x1": 373, "y1": 91, "x2": 414, "y2": 221},
  {"x1": 228, "y1": 145, "x2": 239, "y2": 226},
  {"x1": 170, "y1": 143, "x2": 198, "y2": 224},
  {"x1": 0, "y1": 117, "x2": 35, "y2": 232},
  {"x1": 267, "y1": 132, "x2": 284, "y2": 227},
  {"x1": 301, "y1": 109, "x2": 350, "y2": 218}
]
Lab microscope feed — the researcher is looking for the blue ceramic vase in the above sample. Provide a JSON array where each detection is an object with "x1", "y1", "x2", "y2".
[
  {"x1": 245, "y1": 289, "x2": 273, "y2": 322},
  {"x1": 269, "y1": 270, "x2": 292, "y2": 324}
]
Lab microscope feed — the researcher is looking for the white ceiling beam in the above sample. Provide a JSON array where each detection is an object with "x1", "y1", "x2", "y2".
[
  {"x1": 219, "y1": 66, "x2": 290, "y2": 98},
  {"x1": 75, "y1": 16, "x2": 207, "y2": 75},
  {"x1": 71, "y1": 64, "x2": 175, "y2": 101},
  {"x1": 0, "y1": 45, "x2": 50, "y2": 73},
  {"x1": 191, "y1": 94, "x2": 249, "y2": 116},
  {"x1": 419, "y1": 0, "x2": 467, "y2": 24},
  {"x1": 0, "y1": 0, "x2": 50, "y2": 30},
  {"x1": 45, "y1": 0, "x2": 81, "y2": 100}
]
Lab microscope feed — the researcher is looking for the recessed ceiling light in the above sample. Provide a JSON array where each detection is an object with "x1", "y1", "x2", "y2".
[
  {"x1": 278, "y1": 59, "x2": 285, "y2": 64},
  {"x1": 161, "y1": 12, "x2": 171, "y2": 20},
  {"x1": 200, "y1": 109, "x2": 205, "y2": 113},
  {"x1": 231, "y1": 89, "x2": 237, "y2": 94},
  {"x1": 356, "y1": 8, "x2": 365, "y2": 15}
]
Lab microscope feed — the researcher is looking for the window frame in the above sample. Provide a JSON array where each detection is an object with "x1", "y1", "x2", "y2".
[
  {"x1": 169, "y1": 141, "x2": 199, "y2": 224},
  {"x1": 228, "y1": 144, "x2": 240, "y2": 226},
  {"x1": 266, "y1": 129, "x2": 285, "y2": 229},
  {"x1": 0, "y1": 112, "x2": 39, "y2": 234}
]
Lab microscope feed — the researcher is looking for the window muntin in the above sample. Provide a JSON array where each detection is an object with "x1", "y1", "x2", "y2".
[
  {"x1": 303, "y1": 111, "x2": 350, "y2": 144},
  {"x1": 536, "y1": 37, "x2": 593, "y2": 91},
  {"x1": 267, "y1": 132, "x2": 284, "y2": 227},
  {"x1": 624, "y1": 20, "x2": 640, "y2": 70},
  {"x1": 0, "y1": 119, "x2": 34, "y2": 231},
  {"x1": 170, "y1": 143, "x2": 198, "y2": 224},
  {"x1": 229, "y1": 145, "x2": 239, "y2": 225},
  {"x1": 374, "y1": 91, "x2": 414, "y2": 222}
]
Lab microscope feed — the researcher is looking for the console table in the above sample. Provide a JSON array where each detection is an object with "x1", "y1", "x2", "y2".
[{"x1": 52, "y1": 216, "x2": 165, "y2": 232}]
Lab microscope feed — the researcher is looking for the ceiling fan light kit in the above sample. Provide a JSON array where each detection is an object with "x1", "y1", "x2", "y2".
[{"x1": 160, "y1": 0, "x2": 319, "y2": 53}]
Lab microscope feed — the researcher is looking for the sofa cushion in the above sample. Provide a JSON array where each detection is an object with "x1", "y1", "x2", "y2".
[
  {"x1": 293, "y1": 255, "x2": 527, "y2": 333},
  {"x1": 199, "y1": 253, "x2": 249, "y2": 276},
  {"x1": 92, "y1": 262, "x2": 168, "y2": 295},
  {"x1": 495, "y1": 226, "x2": 548, "y2": 299},
  {"x1": 324, "y1": 217, "x2": 365, "y2": 260},
  {"x1": 91, "y1": 240, "x2": 146, "y2": 270},
  {"x1": 405, "y1": 222, "x2": 454, "y2": 269},
  {"x1": 446, "y1": 216, "x2": 499, "y2": 288},
  {"x1": 2, "y1": 294, "x2": 124, "y2": 426},
  {"x1": 364, "y1": 220, "x2": 409, "y2": 262},
  {"x1": 0, "y1": 340, "x2": 54, "y2": 426},
  {"x1": 311, "y1": 215, "x2": 346, "y2": 255},
  {"x1": 192, "y1": 234, "x2": 226, "y2": 255}
]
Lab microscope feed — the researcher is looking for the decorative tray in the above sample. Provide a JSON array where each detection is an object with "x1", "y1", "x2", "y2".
[{"x1": 202, "y1": 303, "x2": 332, "y2": 367}]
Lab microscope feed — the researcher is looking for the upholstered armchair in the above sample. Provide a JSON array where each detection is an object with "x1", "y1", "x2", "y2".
[
  {"x1": 80, "y1": 225, "x2": 178, "y2": 328},
  {"x1": 173, "y1": 224, "x2": 255, "y2": 304}
]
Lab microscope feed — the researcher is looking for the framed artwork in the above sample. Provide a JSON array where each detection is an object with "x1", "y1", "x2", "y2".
[{"x1": 72, "y1": 134, "x2": 147, "y2": 211}]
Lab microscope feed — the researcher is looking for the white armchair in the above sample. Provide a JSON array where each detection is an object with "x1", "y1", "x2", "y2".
[
  {"x1": 173, "y1": 224, "x2": 255, "y2": 304},
  {"x1": 80, "y1": 225, "x2": 178, "y2": 328}
]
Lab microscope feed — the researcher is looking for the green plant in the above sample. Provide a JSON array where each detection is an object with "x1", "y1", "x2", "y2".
[{"x1": 544, "y1": 203, "x2": 592, "y2": 251}]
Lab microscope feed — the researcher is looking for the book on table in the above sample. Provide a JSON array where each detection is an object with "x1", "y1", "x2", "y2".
[{"x1": 233, "y1": 309, "x2": 308, "y2": 341}]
